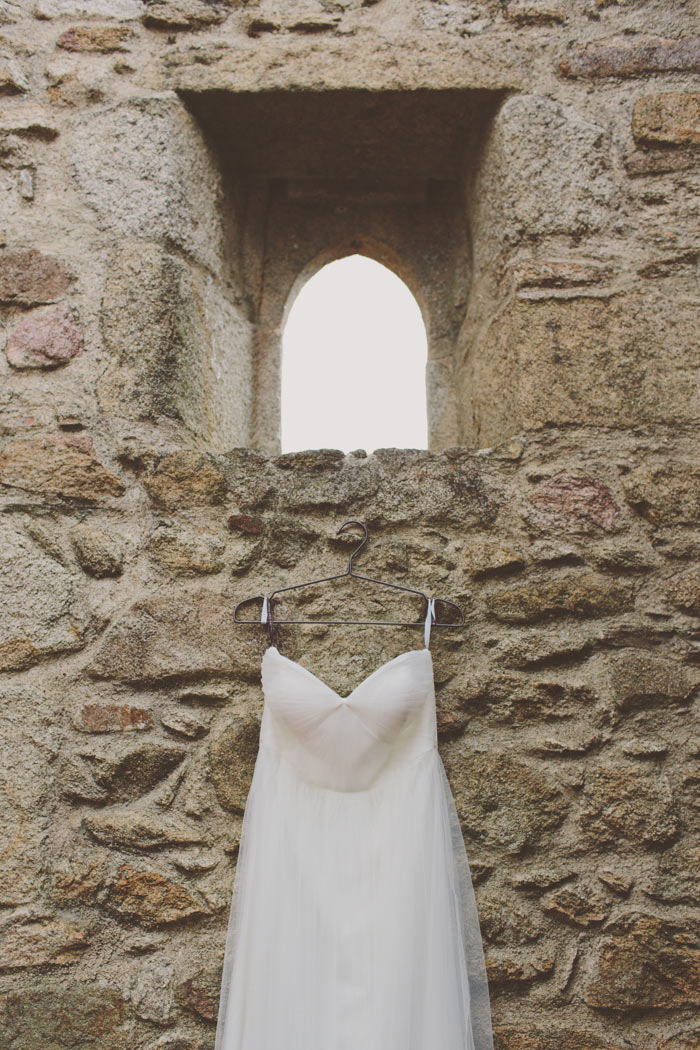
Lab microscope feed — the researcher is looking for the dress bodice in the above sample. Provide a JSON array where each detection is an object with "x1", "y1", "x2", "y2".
[{"x1": 260, "y1": 646, "x2": 438, "y2": 792}]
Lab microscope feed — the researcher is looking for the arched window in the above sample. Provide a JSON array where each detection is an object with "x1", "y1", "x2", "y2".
[{"x1": 280, "y1": 255, "x2": 428, "y2": 454}]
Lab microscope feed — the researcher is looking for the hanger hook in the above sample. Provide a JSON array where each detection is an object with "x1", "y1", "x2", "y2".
[{"x1": 336, "y1": 520, "x2": 368, "y2": 573}]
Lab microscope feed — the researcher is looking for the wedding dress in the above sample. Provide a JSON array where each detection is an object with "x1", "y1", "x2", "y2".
[{"x1": 214, "y1": 598, "x2": 494, "y2": 1050}]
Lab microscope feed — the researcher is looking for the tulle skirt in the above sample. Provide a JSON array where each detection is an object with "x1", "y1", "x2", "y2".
[{"x1": 214, "y1": 744, "x2": 493, "y2": 1050}]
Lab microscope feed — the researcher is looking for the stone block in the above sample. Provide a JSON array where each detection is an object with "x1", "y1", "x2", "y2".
[
  {"x1": 61, "y1": 742, "x2": 186, "y2": 803},
  {"x1": 665, "y1": 567, "x2": 700, "y2": 615},
  {"x1": 142, "y1": 0, "x2": 230, "y2": 29},
  {"x1": 4, "y1": 302, "x2": 83, "y2": 369},
  {"x1": 209, "y1": 715, "x2": 261, "y2": 813},
  {"x1": 97, "y1": 241, "x2": 251, "y2": 448},
  {"x1": 35, "y1": 0, "x2": 142, "y2": 16},
  {"x1": 57, "y1": 25, "x2": 135, "y2": 52},
  {"x1": 0, "y1": 684, "x2": 59, "y2": 905},
  {"x1": 495, "y1": 1028, "x2": 627, "y2": 1050},
  {"x1": 504, "y1": 0, "x2": 564, "y2": 26},
  {"x1": 486, "y1": 951, "x2": 554, "y2": 986},
  {"x1": 473, "y1": 94, "x2": 614, "y2": 247},
  {"x1": 0, "y1": 434, "x2": 125, "y2": 505},
  {"x1": 526, "y1": 472, "x2": 621, "y2": 533},
  {"x1": 0, "y1": 103, "x2": 59, "y2": 139},
  {"x1": 0, "y1": 248, "x2": 73, "y2": 305},
  {"x1": 0, "y1": 981, "x2": 126, "y2": 1049},
  {"x1": 542, "y1": 888, "x2": 607, "y2": 927},
  {"x1": 602, "y1": 648, "x2": 698, "y2": 711},
  {"x1": 70, "y1": 522, "x2": 124, "y2": 576},
  {"x1": 146, "y1": 525, "x2": 225, "y2": 575},
  {"x1": 485, "y1": 572, "x2": 632, "y2": 624},
  {"x1": 73, "y1": 703, "x2": 152, "y2": 733},
  {"x1": 585, "y1": 913, "x2": 700, "y2": 1010},
  {"x1": 0, "y1": 60, "x2": 28, "y2": 95},
  {"x1": 176, "y1": 964, "x2": 223, "y2": 1021},
  {"x1": 160, "y1": 710, "x2": 209, "y2": 739},
  {"x1": 644, "y1": 840, "x2": 700, "y2": 907},
  {"x1": 143, "y1": 452, "x2": 227, "y2": 510},
  {"x1": 84, "y1": 810, "x2": 206, "y2": 850},
  {"x1": 441, "y1": 749, "x2": 567, "y2": 854},
  {"x1": 0, "y1": 915, "x2": 89, "y2": 971},
  {"x1": 463, "y1": 538, "x2": 527, "y2": 577},
  {"x1": 560, "y1": 36, "x2": 700, "y2": 78},
  {"x1": 632, "y1": 92, "x2": 700, "y2": 146},
  {"x1": 87, "y1": 589, "x2": 253, "y2": 684},
  {"x1": 622, "y1": 461, "x2": 700, "y2": 525},
  {"x1": 462, "y1": 290, "x2": 700, "y2": 444},
  {"x1": 0, "y1": 519, "x2": 87, "y2": 671},
  {"x1": 105, "y1": 864, "x2": 210, "y2": 926},
  {"x1": 579, "y1": 766, "x2": 679, "y2": 850},
  {"x1": 70, "y1": 97, "x2": 225, "y2": 275}
]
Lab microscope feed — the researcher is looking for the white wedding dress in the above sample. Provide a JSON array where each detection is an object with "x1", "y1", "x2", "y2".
[{"x1": 214, "y1": 599, "x2": 494, "y2": 1050}]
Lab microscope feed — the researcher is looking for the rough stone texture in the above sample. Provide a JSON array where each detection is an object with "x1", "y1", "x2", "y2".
[
  {"x1": 143, "y1": 452, "x2": 228, "y2": 511},
  {"x1": 0, "y1": 518, "x2": 88, "y2": 671},
  {"x1": 87, "y1": 589, "x2": 251, "y2": 683},
  {"x1": 1, "y1": 0, "x2": 700, "y2": 1044},
  {"x1": 442, "y1": 749, "x2": 567, "y2": 854},
  {"x1": 60, "y1": 742, "x2": 187, "y2": 803},
  {"x1": 73, "y1": 703, "x2": 152, "y2": 733},
  {"x1": 485, "y1": 573, "x2": 632, "y2": 624},
  {"x1": 84, "y1": 810, "x2": 206, "y2": 851},
  {"x1": 0, "y1": 914, "x2": 90, "y2": 971},
  {"x1": 526, "y1": 473, "x2": 621, "y2": 534},
  {"x1": 560, "y1": 36, "x2": 700, "y2": 78},
  {"x1": 175, "y1": 965, "x2": 223, "y2": 1021},
  {"x1": 209, "y1": 716, "x2": 261, "y2": 814},
  {"x1": 105, "y1": 864, "x2": 210, "y2": 926},
  {"x1": 0, "y1": 435, "x2": 125, "y2": 505},
  {"x1": 142, "y1": 0, "x2": 230, "y2": 30},
  {"x1": 147, "y1": 525, "x2": 226, "y2": 576},
  {"x1": 602, "y1": 648, "x2": 699, "y2": 712},
  {"x1": 665, "y1": 567, "x2": 700, "y2": 615},
  {"x1": 584, "y1": 913, "x2": 700, "y2": 1011},
  {"x1": 96, "y1": 240, "x2": 252, "y2": 448},
  {"x1": 36, "y1": 0, "x2": 142, "y2": 15},
  {"x1": 4, "y1": 301, "x2": 84, "y2": 369},
  {"x1": 0, "y1": 248, "x2": 74, "y2": 304},
  {"x1": 57, "y1": 26, "x2": 134, "y2": 52},
  {"x1": 494, "y1": 1028, "x2": 627, "y2": 1050},
  {"x1": 632, "y1": 92, "x2": 700, "y2": 145},
  {"x1": 579, "y1": 766, "x2": 680, "y2": 850},
  {"x1": 70, "y1": 522, "x2": 124, "y2": 577},
  {"x1": 0, "y1": 684, "x2": 59, "y2": 905},
  {"x1": 70, "y1": 98, "x2": 225, "y2": 275},
  {"x1": 622, "y1": 462, "x2": 700, "y2": 526},
  {"x1": 0, "y1": 982, "x2": 126, "y2": 1049}
]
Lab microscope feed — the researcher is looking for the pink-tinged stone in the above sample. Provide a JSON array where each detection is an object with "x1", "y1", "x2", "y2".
[
  {"x1": 527, "y1": 472, "x2": 621, "y2": 533},
  {"x1": 5, "y1": 302, "x2": 83, "y2": 369},
  {"x1": 74, "y1": 703, "x2": 152, "y2": 733},
  {"x1": 0, "y1": 248, "x2": 74, "y2": 305}
]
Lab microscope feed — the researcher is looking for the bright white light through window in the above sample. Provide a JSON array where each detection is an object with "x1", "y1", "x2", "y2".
[{"x1": 281, "y1": 255, "x2": 428, "y2": 455}]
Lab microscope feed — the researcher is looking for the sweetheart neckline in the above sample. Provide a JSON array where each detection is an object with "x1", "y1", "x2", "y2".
[{"x1": 263, "y1": 644, "x2": 432, "y2": 703}]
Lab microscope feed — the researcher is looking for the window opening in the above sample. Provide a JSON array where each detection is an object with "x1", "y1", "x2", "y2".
[{"x1": 280, "y1": 255, "x2": 428, "y2": 454}]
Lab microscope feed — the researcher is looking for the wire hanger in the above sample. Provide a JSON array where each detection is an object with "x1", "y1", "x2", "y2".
[{"x1": 233, "y1": 519, "x2": 465, "y2": 646}]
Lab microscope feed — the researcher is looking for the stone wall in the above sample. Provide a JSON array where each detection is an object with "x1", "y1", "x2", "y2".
[
  {"x1": 1, "y1": 1, "x2": 700, "y2": 1048},
  {"x1": 2, "y1": 436, "x2": 700, "y2": 1049}
]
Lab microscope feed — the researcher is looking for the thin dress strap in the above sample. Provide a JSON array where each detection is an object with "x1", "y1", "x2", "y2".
[{"x1": 424, "y1": 597, "x2": 436, "y2": 650}]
